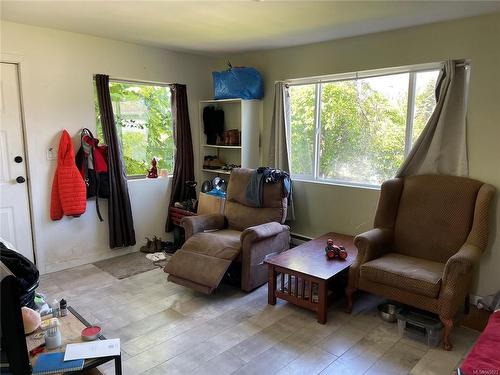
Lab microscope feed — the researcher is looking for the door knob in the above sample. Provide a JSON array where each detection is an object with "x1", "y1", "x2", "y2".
[
  {"x1": 14, "y1": 156, "x2": 23, "y2": 163},
  {"x1": 16, "y1": 176, "x2": 26, "y2": 183}
]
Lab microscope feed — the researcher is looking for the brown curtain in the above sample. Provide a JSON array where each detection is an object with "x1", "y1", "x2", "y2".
[
  {"x1": 165, "y1": 84, "x2": 195, "y2": 232},
  {"x1": 95, "y1": 74, "x2": 136, "y2": 248}
]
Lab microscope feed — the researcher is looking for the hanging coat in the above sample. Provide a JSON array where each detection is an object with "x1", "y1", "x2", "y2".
[{"x1": 50, "y1": 130, "x2": 87, "y2": 220}]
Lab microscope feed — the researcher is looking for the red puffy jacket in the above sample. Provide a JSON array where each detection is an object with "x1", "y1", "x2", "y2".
[{"x1": 50, "y1": 130, "x2": 87, "y2": 220}]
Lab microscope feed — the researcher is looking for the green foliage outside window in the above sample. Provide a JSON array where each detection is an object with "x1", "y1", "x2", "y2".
[
  {"x1": 289, "y1": 70, "x2": 438, "y2": 186},
  {"x1": 95, "y1": 81, "x2": 174, "y2": 177}
]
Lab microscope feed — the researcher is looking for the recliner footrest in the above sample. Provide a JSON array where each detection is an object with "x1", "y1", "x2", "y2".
[{"x1": 164, "y1": 250, "x2": 232, "y2": 294}]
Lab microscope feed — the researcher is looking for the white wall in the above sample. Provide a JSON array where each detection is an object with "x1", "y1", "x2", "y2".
[
  {"x1": 1, "y1": 22, "x2": 215, "y2": 274},
  {"x1": 221, "y1": 13, "x2": 500, "y2": 297}
]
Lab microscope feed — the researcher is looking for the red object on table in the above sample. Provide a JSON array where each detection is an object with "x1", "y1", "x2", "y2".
[
  {"x1": 458, "y1": 311, "x2": 500, "y2": 375},
  {"x1": 29, "y1": 343, "x2": 45, "y2": 357},
  {"x1": 325, "y1": 239, "x2": 348, "y2": 261},
  {"x1": 81, "y1": 326, "x2": 102, "y2": 341}
]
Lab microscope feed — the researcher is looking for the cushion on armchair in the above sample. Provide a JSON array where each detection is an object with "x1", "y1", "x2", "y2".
[
  {"x1": 393, "y1": 175, "x2": 482, "y2": 263},
  {"x1": 459, "y1": 311, "x2": 500, "y2": 374},
  {"x1": 224, "y1": 168, "x2": 287, "y2": 231},
  {"x1": 360, "y1": 253, "x2": 445, "y2": 298}
]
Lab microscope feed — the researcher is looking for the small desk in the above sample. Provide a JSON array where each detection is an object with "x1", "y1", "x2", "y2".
[
  {"x1": 265, "y1": 232, "x2": 356, "y2": 324},
  {"x1": 27, "y1": 306, "x2": 122, "y2": 374}
]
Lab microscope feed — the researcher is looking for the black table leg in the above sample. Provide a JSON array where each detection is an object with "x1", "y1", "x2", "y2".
[{"x1": 114, "y1": 355, "x2": 122, "y2": 375}]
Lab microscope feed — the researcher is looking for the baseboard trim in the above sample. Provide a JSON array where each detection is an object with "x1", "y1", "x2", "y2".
[{"x1": 290, "y1": 232, "x2": 313, "y2": 245}]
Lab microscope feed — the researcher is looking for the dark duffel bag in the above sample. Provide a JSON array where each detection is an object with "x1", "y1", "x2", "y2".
[{"x1": 0, "y1": 241, "x2": 39, "y2": 309}]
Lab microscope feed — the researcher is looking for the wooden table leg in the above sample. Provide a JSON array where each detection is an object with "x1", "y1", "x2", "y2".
[
  {"x1": 268, "y1": 265, "x2": 277, "y2": 305},
  {"x1": 345, "y1": 286, "x2": 356, "y2": 314},
  {"x1": 317, "y1": 280, "x2": 328, "y2": 324}
]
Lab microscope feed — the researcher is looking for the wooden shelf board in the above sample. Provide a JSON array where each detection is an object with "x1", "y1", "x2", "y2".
[
  {"x1": 200, "y1": 98, "x2": 242, "y2": 104},
  {"x1": 201, "y1": 168, "x2": 231, "y2": 175},
  {"x1": 202, "y1": 144, "x2": 241, "y2": 149}
]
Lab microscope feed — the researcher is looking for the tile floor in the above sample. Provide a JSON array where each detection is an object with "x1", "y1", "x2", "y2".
[{"x1": 39, "y1": 263, "x2": 479, "y2": 375}]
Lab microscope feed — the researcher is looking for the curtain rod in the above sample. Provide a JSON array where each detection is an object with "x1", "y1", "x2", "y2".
[
  {"x1": 275, "y1": 61, "x2": 470, "y2": 85},
  {"x1": 92, "y1": 75, "x2": 174, "y2": 87}
]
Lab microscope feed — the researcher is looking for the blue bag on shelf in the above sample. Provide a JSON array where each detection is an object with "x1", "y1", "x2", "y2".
[{"x1": 212, "y1": 66, "x2": 264, "y2": 100}]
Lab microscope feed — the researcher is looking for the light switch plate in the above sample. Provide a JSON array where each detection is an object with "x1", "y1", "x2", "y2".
[{"x1": 46, "y1": 147, "x2": 56, "y2": 161}]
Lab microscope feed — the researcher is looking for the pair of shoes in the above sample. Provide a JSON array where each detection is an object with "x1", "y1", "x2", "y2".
[
  {"x1": 145, "y1": 252, "x2": 167, "y2": 262},
  {"x1": 140, "y1": 237, "x2": 154, "y2": 253},
  {"x1": 203, "y1": 155, "x2": 225, "y2": 170},
  {"x1": 221, "y1": 163, "x2": 240, "y2": 171},
  {"x1": 140, "y1": 236, "x2": 163, "y2": 253},
  {"x1": 161, "y1": 241, "x2": 176, "y2": 254}
]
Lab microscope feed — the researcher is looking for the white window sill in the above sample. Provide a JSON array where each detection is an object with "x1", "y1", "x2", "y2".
[
  {"x1": 291, "y1": 177, "x2": 381, "y2": 191},
  {"x1": 127, "y1": 175, "x2": 172, "y2": 182}
]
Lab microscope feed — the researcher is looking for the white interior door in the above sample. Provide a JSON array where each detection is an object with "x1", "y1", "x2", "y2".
[{"x1": 0, "y1": 62, "x2": 35, "y2": 262}]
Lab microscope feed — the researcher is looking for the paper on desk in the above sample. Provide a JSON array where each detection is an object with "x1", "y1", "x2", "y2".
[{"x1": 64, "y1": 338, "x2": 120, "y2": 361}]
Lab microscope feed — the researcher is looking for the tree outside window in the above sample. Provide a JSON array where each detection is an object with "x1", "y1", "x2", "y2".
[
  {"x1": 95, "y1": 81, "x2": 174, "y2": 177},
  {"x1": 288, "y1": 67, "x2": 440, "y2": 186}
]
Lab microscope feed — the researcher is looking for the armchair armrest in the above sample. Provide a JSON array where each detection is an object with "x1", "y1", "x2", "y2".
[
  {"x1": 442, "y1": 243, "x2": 482, "y2": 288},
  {"x1": 240, "y1": 222, "x2": 290, "y2": 245},
  {"x1": 354, "y1": 228, "x2": 393, "y2": 264},
  {"x1": 181, "y1": 213, "x2": 226, "y2": 240},
  {"x1": 240, "y1": 222, "x2": 290, "y2": 292},
  {"x1": 439, "y1": 243, "x2": 482, "y2": 319},
  {"x1": 348, "y1": 228, "x2": 392, "y2": 290}
]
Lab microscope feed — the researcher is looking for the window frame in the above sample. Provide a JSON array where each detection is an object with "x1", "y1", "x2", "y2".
[
  {"x1": 95, "y1": 77, "x2": 174, "y2": 180},
  {"x1": 286, "y1": 62, "x2": 443, "y2": 188}
]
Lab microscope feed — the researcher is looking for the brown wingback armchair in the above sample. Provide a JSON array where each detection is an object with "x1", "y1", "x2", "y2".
[
  {"x1": 165, "y1": 168, "x2": 290, "y2": 294},
  {"x1": 346, "y1": 175, "x2": 495, "y2": 350}
]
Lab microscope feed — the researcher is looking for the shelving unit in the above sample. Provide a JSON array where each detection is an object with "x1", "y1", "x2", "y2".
[{"x1": 199, "y1": 99, "x2": 261, "y2": 179}]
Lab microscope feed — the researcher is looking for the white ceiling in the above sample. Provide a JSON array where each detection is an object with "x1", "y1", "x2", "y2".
[{"x1": 2, "y1": 1, "x2": 500, "y2": 55}]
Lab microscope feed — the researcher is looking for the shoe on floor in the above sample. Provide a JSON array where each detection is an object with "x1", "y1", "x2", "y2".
[
  {"x1": 140, "y1": 237, "x2": 157, "y2": 253},
  {"x1": 146, "y1": 252, "x2": 167, "y2": 262}
]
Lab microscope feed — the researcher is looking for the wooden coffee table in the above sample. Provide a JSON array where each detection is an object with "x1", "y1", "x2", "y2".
[{"x1": 265, "y1": 232, "x2": 356, "y2": 324}]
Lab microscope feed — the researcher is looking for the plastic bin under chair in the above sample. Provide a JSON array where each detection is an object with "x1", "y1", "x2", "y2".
[{"x1": 396, "y1": 308, "x2": 443, "y2": 348}]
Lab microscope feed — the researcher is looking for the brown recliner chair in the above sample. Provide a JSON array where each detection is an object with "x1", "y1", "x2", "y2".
[
  {"x1": 165, "y1": 168, "x2": 290, "y2": 294},
  {"x1": 346, "y1": 175, "x2": 495, "y2": 350}
]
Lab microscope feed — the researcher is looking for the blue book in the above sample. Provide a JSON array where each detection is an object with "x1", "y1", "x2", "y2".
[{"x1": 32, "y1": 352, "x2": 84, "y2": 375}]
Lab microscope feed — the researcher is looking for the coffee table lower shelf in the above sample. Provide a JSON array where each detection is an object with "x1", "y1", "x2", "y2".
[{"x1": 268, "y1": 266, "x2": 332, "y2": 323}]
